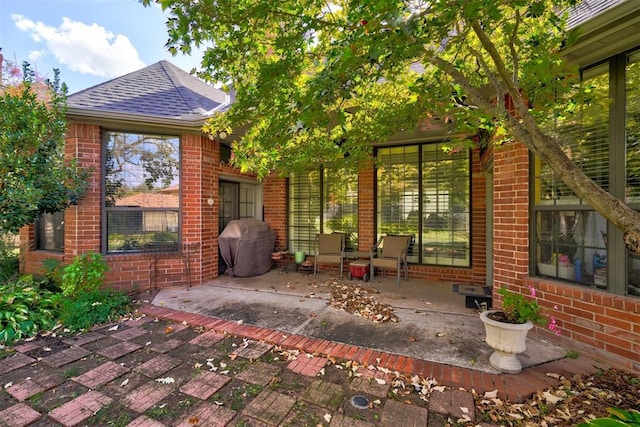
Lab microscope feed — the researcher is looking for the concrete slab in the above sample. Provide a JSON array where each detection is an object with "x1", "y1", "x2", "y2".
[{"x1": 152, "y1": 270, "x2": 567, "y2": 374}]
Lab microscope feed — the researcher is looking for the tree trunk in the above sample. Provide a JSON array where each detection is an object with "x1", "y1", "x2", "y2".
[{"x1": 510, "y1": 106, "x2": 640, "y2": 255}]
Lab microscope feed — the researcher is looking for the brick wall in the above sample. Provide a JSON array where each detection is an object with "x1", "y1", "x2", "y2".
[
  {"x1": 20, "y1": 124, "x2": 226, "y2": 291},
  {"x1": 264, "y1": 175, "x2": 288, "y2": 250},
  {"x1": 492, "y1": 142, "x2": 530, "y2": 289},
  {"x1": 526, "y1": 277, "x2": 640, "y2": 373},
  {"x1": 493, "y1": 141, "x2": 640, "y2": 374},
  {"x1": 358, "y1": 164, "x2": 375, "y2": 250}
]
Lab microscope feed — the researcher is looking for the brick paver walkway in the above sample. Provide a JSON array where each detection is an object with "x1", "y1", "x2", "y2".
[{"x1": 0, "y1": 303, "x2": 605, "y2": 426}]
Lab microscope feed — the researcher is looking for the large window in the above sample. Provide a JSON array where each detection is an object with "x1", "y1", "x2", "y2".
[
  {"x1": 288, "y1": 168, "x2": 358, "y2": 254},
  {"x1": 103, "y1": 132, "x2": 180, "y2": 253},
  {"x1": 532, "y1": 49, "x2": 640, "y2": 297},
  {"x1": 377, "y1": 143, "x2": 470, "y2": 267}
]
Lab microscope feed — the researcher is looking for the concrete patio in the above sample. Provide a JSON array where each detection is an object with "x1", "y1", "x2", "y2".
[{"x1": 150, "y1": 269, "x2": 567, "y2": 374}]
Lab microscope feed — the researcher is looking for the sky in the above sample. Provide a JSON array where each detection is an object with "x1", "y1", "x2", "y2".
[{"x1": 1, "y1": 0, "x2": 204, "y2": 94}]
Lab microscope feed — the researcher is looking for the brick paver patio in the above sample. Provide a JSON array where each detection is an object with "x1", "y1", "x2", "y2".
[{"x1": 0, "y1": 303, "x2": 606, "y2": 426}]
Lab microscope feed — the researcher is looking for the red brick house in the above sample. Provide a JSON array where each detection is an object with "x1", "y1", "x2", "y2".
[{"x1": 20, "y1": 0, "x2": 640, "y2": 373}]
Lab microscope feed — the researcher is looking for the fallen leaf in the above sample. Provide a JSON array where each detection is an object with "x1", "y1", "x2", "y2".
[
  {"x1": 120, "y1": 379, "x2": 129, "y2": 387},
  {"x1": 324, "y1": 414, "x2": 332, "y2": 423},
  {"x1": 484, "y1": 390, "x2": 498, "y2": 398},
  {"x1": 108, "y1": 325, "x2": 119, "y2": 331},
  {"x1": 164, "y1": 326, "x2": 174, "y2": 334},
  {"x1": 156, "y1": 377, "x2": 175, "y2": 384},
  {"x1": 542, "y1": 391, "x2": 563, "y2": 404},
  {"x1": 375, "y1": 378, "x2": 387, "y2": 385}
]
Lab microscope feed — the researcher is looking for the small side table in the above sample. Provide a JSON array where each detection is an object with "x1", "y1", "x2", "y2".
[
  {"x1": 348, "y1": 259, "x2": 370, "y2": 281},
  {"x1": 272, "y1": 251, "x2": 293, "y2": 272},
  {"x1": 298, "y1": 260, "x2": 314, "y2": 274}
]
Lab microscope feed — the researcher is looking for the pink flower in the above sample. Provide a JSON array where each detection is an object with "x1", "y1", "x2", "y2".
[
  {"x1": 529, "y1": 285, "x2": 536, "y2": 298},
  {"x1": 548, "y1": 317, "x2": 561, "y2": 336}
]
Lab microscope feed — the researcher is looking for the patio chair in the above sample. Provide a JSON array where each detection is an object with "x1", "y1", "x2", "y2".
[
  {"x1": 370, "y1": 235, "x2": 411, "y2": 285},
  {"x1": 314, "y1": 233, "x2": 345, "y2": 278}
]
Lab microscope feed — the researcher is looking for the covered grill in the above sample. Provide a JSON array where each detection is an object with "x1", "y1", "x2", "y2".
[{"x1": 218, "y1": 219, "x2": 276, "y2": 277}]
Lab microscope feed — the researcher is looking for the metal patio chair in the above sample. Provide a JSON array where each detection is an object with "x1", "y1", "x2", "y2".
[
  {"x1": 370, "y1": 235, "x2": 411, "y2": 285},
  {"x1": 313, "y1": 233, "x2": 345, "y2": 278}
]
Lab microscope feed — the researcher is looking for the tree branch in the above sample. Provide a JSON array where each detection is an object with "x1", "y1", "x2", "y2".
[
  {"x1": 509, "y1": 9, "x2": 521, "y2": 89},
  {"x1": 470, "y1": 19, "x2": 526, "y2": 114}
]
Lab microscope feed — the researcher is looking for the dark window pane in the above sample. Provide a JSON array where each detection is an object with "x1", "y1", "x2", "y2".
[
  {"x1": 421, "y1": 144, "x2": 470, "y2": 266},
  {"x1": 537, "y1": 64, "x2": 610, "y2": 204},
  {"x1": 626, "y1": 51, "x2": 640, "y2": 296},
  {"x1": 288, "y1": 168, "x2": 358, "y2": 254},
  {"x1": 377, "y1": 146, "x2": 420, "y2": 263},
  {"x1": 323, "y1": 168, "x2": 358, "y2": 251},
  {"x1": 105, "y1": 132, "x2": 180, "y2": 208},
  {"x1": 377, "y1": 144, "x2": 470, "y2": 267},
  {"x1": 535, "y1": 210, "x2": 607, "y2": 287},
  {"x1": 288, "y1": 171, "x2": 321, "y2": 254},
  {"x1": 626, "y1": 52, "x2": 640, "y2": 202},
  {"x1": 107, "y1": 210, "x2": 179, "y2": 252},
  {"x1": 36, "y1": 211, "x2": 64, "y2": 252}
]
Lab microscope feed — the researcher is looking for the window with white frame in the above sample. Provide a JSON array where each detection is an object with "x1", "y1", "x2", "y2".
[{"x1": 36, "y1": 211, "x2": 65, "y2": 252}]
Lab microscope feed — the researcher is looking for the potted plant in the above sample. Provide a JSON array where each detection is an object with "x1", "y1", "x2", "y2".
[{"x1": 480, "y1": 286, "x2": 553, "y2": 374}]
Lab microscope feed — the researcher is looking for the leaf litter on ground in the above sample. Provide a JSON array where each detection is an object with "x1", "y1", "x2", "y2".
[
  {"x1": 475, "y1": 368, "x2": 640, "y2": 426},
  {"x1": 315, "y1": 279, "x2": 399, "y2": 323}
]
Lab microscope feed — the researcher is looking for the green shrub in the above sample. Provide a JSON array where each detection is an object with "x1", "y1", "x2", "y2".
[
  {"x1": 35, "y1": 258, "x2": 64, "y2": 293},
  {"x1": 0, "y1": 233, "x2": 19, "y2": 284},
  {"x1": 59, "y1": 289, "x2": 131, "y2": 331},
  {"x1": 579, "y1": 408, "x2": 640, "y2": 426},
  {"x1": 61, "y1": 252, "x2": 108, "y2": 297},
  {"x1": 0, "y1": 275, "x2": 58, "y2": 344},
  {"x1": 0, "y1": 252, "x2": 19, "y2": 284}
]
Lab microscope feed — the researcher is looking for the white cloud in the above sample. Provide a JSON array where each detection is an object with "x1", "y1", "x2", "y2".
[
  {"x1": 11, "y1": 14, "x2": 145, "y2": 78},
  {"x1": 28, "y1": 50, "x2": 46, "y2": 62}
]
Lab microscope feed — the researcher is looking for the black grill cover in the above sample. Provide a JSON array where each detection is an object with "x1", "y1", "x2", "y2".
[{"x1": 218, "y1": 219, "x2": 276, "y2": 277}]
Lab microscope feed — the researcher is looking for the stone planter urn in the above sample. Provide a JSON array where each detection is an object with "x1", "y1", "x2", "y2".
[{"x1": 480, "y1": 310, "x2": 533, "y2": 374}]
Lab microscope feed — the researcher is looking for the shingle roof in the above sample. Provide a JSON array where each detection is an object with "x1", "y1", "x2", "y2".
[
  {"x1": 67, "y1": 60, "x2": 231, "y2": 119},
  {"x1": 567, "y1": 0, "x2": 628, "y2": 29}
]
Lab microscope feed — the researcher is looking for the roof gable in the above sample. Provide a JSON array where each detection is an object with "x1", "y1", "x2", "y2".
[{"x1": 67, "y1": 60, "x2": 230, "y2": 119}]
